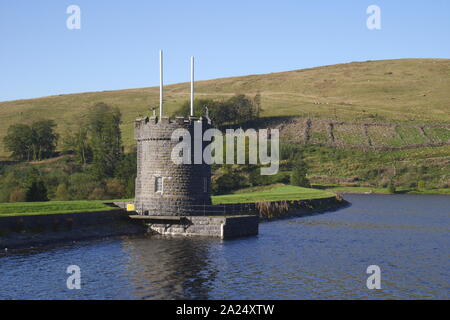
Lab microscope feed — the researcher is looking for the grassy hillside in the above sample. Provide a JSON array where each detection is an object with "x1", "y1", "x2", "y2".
[
  {"x1": 1, "y1": 58, "x2": 449, "y2": 157},
  {"x1": 301, "y1": 144, "x2": 450, "y2": 190},
  {"x1": 277, "y1": 118, "x2": 450, "y2": 150}
]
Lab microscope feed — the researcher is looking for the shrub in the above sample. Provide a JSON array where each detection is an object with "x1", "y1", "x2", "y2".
[
  {"x1": 417, "y1": 180, "x2": 426, "y2": 191},
  {"x1": 9, "y1": 188, "x2": 27, "y2": 203},
  {"x1": 249, "y1": 168, "x2": 271, "y2": 186},
  {"x1": 54, "y1": 184, "x2": 70, "y2": 201},
  {"x1": 89, "y1": 187, "x2": 107, "y2": 200},
  {"x1": 280, "y1": 144, "x2": 302, "y2": 161},
  {"x1": 105, "y1": 178, "x2": 125, "y2": 199},
  {"x1": 290, "y1": 155, "x2": 310, "y2": 187},
  {"x1": 67, "y1": 173, "x2": 102, "y2": 200},
  {"x1": 26, "y1": 181, "x2": 49, "y2": 202},
  {"x1": 270, "y1": 172, "x2": 291, "y2": 184},
  {"x1": 388, "y1": 181, "x2": 396, "y2": 194},
  {"x1": 212, "y1": 172, "x2": 247, "y2": 195}
]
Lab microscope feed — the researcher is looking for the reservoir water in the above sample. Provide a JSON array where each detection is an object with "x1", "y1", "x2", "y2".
[{"x1": 0, "y1": 194, "x2": 449, "y2": 299}]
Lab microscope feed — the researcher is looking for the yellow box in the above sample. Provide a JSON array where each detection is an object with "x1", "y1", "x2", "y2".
[{"x1": 126, "y1": 204, "x2": 135, "y2": 212}]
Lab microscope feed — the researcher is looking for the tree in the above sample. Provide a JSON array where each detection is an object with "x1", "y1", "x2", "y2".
[
  {"x1": 388, "y1": 180, "x2": 397, "y2": 194},
  {"x1": 3, "y1": 124, "x2": 33, "y2": 160},
  {"x1": 3, "y1": 120, "x2": 58, "y2": 161},
  {"x1": 9, "y1": 188, "x2": 27, "y2": 203},
  {"x1": 175, "y1": 99, "x2": 205, "y2": 118},
  {"x1": 89, "y1": 187, "x2": 107, "y2": 200},
  {"x1": 63, "y1": 122, "x2": 92, "y2": 164},
  {"x1": 211, "y1": 166, "x2": 248, "y2": 194},
  {"x1": 105, "y1": 178, "x2": 125, "y2": 199},
  {"x1": 249, "y1": 166, "x2": 270, "y2": 186},
  {"x1": 208, "y1": 99, "x2": 233, "y2": 126},
  {"x1": 54, "y1": 184, "x2": 70, "y2": 201},
  {"x1": 212, "y1": 172, "x2": 245, "y2": 195},
  {"x1": 62, "y1": 102, "x2": 122, "y2": 170},
  {"x1": 175, "y1": 98, "x2": 225, "y2": 123},
  {"x1": 87, "y1": 103, "x2": 123, "y2": 177},
  {"x1": 290, "y1": 154, "x2": 310, "y2": 187},
  {"x1": 253, "y1": 92, "x2": 262, "y2": 118},
  {"x1": 115, "y1": 148, "x2": 137, "y2": 198},
  {"x1": 227, "y1": 94, "x2": 256, "y2": 124},
  {"x1": 26, "y1": 180, "x2": 49, "y2": 202},
  {"x1": 417, "y1": 180, "x2": 426, "y2": 191},
  {"x1": 67, "y1": 172, "x2": 102, "y2": 200},
  {"x1": 174, "y1": 94, "x2": 258, "y2": 127},
  {"x1": 30, "y1": 120, "x2": 58, "y2": 160}
]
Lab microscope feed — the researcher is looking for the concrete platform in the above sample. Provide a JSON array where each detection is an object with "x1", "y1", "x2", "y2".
[
  {"x1": 129, "y1": 215, "x2": 187, "y2": 221},
  {"x1": 144, "y1": 215, "x2": 259, "y2": 239}
]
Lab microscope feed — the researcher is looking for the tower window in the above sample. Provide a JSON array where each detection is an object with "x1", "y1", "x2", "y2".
[{"x1": 155, "y1": 177, "x2": 163, "y2": 193}]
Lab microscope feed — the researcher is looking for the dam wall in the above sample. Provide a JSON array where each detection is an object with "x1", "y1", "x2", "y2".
[{"x1": 0, "y1": 210, "x2": 145, "y2": 250}]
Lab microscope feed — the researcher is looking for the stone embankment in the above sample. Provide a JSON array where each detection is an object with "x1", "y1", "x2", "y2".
[{"x1": 0, "y1": 210, "x2": 146, "y2": 251}]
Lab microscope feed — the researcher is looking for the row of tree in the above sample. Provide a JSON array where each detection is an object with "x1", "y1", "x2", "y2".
[
  {"x1": 62, "y1": 102, "x2": 123, "y2": 178},
  {"x1": 176, "y1": 93, "x2": 261, "y2": 126},
  {"x1": 3, "y1": 103, "x2": 125, "y2": 177},
  {"x1": 3, "y1": 120, "x2": 58, "y2": 161},
  {"x1": 1, "y1": 102, "x2": 136, "y2": 202}
]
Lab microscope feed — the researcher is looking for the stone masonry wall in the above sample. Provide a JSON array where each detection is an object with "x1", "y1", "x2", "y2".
[
  {"x1": 134, "y1": 116, "x2": 212, "y2": 216},
  {"x1": 147, "y1": 215, "x2": 259, "y2": 239}
]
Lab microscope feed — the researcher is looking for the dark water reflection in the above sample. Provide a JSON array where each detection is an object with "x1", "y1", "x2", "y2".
[
  {"x1": 0, "y1": 194, "x2": 449, "y2": 299},
  {"x1": 122, "y1": 237, "x2": 219, "y2": 299}
]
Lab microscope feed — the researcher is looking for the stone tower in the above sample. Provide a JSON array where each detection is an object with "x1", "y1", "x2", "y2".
[{"x1": 134, "y1": 115, "x2": 212, "y2": 216}]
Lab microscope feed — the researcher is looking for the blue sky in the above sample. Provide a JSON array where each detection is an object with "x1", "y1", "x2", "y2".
[{"x1": 0, "y1": 0, "x2": 449, "y2": 102}]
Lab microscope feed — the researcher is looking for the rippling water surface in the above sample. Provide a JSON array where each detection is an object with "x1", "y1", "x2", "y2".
[{"x1": 1, "y1": 194, "x2": 449, "y2": 299}]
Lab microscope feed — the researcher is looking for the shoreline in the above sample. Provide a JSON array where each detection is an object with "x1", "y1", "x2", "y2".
[
  {"x1": 234, "y1": 196, "x2": 347, "y2": 220},
  {"x1": 0, "y1": 196, "x2": 346, "y2": 252},
  {"x1": 319, "y1": 186, "x2": 450, "y2": 195},
  {"x1": 2, "y1": 189, "x2": 444, "y2": 252}
]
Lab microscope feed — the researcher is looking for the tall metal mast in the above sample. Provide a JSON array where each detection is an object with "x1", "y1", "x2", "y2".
[
  {"x1": 190, "y1": 56, "x2": 195, "y2": 117},
  {"x1": 159, "y1": 50, "x2": 164, "y2": 118}
]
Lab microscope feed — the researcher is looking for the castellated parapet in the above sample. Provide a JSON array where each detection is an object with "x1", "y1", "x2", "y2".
[{"x1": 134, "y1": 116, "x2": 212, "y2": 216}]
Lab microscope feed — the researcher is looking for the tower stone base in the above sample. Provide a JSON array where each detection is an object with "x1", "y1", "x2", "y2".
[
  {"x1": 134, "y1": 116, "x2": 212, "y2": 216},
  {"x1": 146, "y1": 215, "x2": 259, "y2": 239}
]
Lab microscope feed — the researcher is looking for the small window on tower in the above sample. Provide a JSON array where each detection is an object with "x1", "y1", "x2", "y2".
[{"x1": 155, "y1": 177, "x2": 163, "y2": 193}]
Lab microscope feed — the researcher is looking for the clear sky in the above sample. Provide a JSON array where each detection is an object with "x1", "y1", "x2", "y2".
[{"x1": 0, "y1": 0, "x2": 449, "y2": 102}]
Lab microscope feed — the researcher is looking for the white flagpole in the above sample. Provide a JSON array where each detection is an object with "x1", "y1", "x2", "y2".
[
  {"x1": 190, "y1": 56, "x2": 195, "y2": 117},
  {"x1": 159, "y1": 50, "x2": 163, "y2": 118}
]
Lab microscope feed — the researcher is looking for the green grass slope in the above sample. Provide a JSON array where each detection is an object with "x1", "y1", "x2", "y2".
[
  {"x1": 0, "y1": 200, "x2": 119, "y2": 217},
  {"x1": 213, "y1": 185, "x2": 335, "y2": 204},
  {"x1": 1, "y1": 58, "x2": 449, "y2": 157}
]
